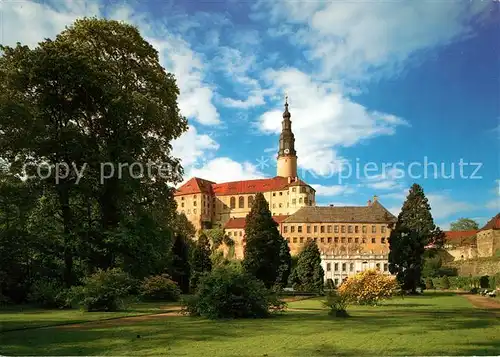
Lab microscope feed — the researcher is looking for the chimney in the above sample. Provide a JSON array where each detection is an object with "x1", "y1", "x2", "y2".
[
  {"x1": 373, "y1": 195, "x2": 378, "y2": 202},
  {"x1": 367, "y1": 200, "x2": 372, "y2": 206}
]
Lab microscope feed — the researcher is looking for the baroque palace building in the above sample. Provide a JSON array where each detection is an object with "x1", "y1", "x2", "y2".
[{"x1": 174, "y1": 100, "x2": 396, "y2": 284}]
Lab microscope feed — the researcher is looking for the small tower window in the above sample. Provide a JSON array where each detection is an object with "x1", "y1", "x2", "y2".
[{"x1": 238, "y1": 196, "x2": 244, "y2": 208}]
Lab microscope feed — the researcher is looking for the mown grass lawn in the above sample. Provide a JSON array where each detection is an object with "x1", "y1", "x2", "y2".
[
  {"x1": 0, "y1": 301, "x2": 178, "y2": 332},
  {"x1": 1, "y1": 292, "x2": 499, "y2": 356}
]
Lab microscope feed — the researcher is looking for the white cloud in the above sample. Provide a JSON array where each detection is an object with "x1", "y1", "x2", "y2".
[
  {"x1": 364, "y1": 167, "x2": 406, "y2": 191},
  {"x1": 486, "y1": 198, "x2": 499, "y2": 211},
  {"x1": 1, "y1": 0, "x2": 220, "y2": 127},
  {"x1": 172, "y1": 126, "x2": 219, "y2": 168},
  {"x1": 185, "y1": 157, "x2": 265, "y2": 183},
  {"x1": 311, "y1": 184, "x2": 355, "y2": 197},
  {"x1": 258, "y1": 1, "x2": 490, "y2": 80},
  {"x1": 257, "y1": 68, "x2": 408, "y2": 175}
]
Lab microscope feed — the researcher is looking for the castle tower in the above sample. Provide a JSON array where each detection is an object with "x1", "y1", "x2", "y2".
[{"x1": 277, "y1": 97, "x2": 298, "y2": 178}]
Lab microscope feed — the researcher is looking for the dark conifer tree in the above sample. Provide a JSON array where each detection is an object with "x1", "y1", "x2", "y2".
[
  {"x1": 293, "y1": 240, "x2": 324, "y2": 293},
  {"x1": 190, "y1": 232, "x2": 212, "y2": 291},
  {"x1": 242, "y1": 193, "x2": 285, "y2": 288},
  {"x1": 389, "y1": 183, "x2": 444, "y2": 293}
]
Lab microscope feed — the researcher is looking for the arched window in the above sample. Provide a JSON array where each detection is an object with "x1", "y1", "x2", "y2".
[
  {"x1": 248, "y1": 195, "x2": 254, "y2": 208},
  {"x1": 238, "y1": 196, "x2": 244, "y2": 208},
  {"x1": 230, "y1": 197, "x2": 236, "y2": 209}
]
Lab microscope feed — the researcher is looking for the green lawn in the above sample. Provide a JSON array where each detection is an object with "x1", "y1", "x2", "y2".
[
  {"x1": 1, "y1": 292, "x2": 499, "y2": 356},
  {"x1": 0, "y1": 301, "x2": 178, "y2": 332}
]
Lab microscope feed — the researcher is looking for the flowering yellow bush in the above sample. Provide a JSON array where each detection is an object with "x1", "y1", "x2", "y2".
[{"x1": 338, "y1": 269, "x2": 398, "y2": 305}]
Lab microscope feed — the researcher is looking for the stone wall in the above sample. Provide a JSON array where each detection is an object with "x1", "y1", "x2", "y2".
[
  {"x1": 476, "y1": 229, "x2": 500, "y2": 257},
  {"x1": 445, "y1": 257, "x2": 500, "y2": 276}
]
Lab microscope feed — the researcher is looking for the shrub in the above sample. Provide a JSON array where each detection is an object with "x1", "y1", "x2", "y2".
[
  {"x1": 440, "y1": 276, "x2": 450, "y2": 290},
  {"x1": 323, "y1": 291, "x2": 349, "y2": 317},
  {"x1": 425, "y1": 277, "x2": 434, "y2": 290},
  {"x1": 338, "y1": 269, "x2": 398, "y2": 306},
  {"x1": 325, "y1": 278, "x2": 335, "y2": 290},
  {"x1": 28, "y1": 279, "x2": 70, "y2": 308},
  {"x1": 140, "y1": 274, "x2": 181, "y2": 301},
  {"x1": 479, "y1": 275, "x2": 489, "y2": 289},
  {"x1": 182, "y1": 266, "x2": 285, "y2": 319},
  {"x1": 73, "y1": 268, "x2": 133, "y2": 312}
]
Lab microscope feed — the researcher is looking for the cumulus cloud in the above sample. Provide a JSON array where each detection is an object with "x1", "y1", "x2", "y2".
[
  {"x1": 257, "y1": 68, "x2": 408, "y2": 175},
  {"x1": 185, "y1": 157, "x2": 265, "y2": 183},
  {"x1": 256, "y1": 1, "x2": 491, "y2": 80}
]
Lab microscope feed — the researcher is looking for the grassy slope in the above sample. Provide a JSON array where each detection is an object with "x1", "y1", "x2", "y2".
[{"x1": 0, "y1": 292, "x2": 499, "y2": 356}]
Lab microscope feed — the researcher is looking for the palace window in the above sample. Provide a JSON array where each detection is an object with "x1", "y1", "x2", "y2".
[
  {"x1": 342, "y1": 263, "x2": 347, "y2": 272},
  {"x1": 298, "y1": 226, "x2": 302, "y2": 233},
  {"x1": 293, "y1": 237, "x2": 297, "y2": 243},
  {"x1": 334, "y1": 278, "x2": 339, "y2": 285},
  {"x1": 279, "y1": 192, "x2": 283, "y2": 196},
  {"x1": 273, "y1": 192, "x2": 276, "y2": 196},
  {"x1": 193, "y1": 200, "x2": 197, "y2": 206},
  {"x1": 362, "y1": 238, "x2": 366, "y2": 243},
  {"x1": 371, "y1": 238, "x2": 376, "y2": 243},
  {"x1": 362, "y1": 225, "x2": 367, "y2": 233},
  {"x1": 187, "y1": 209, "x2": 191, "y2": 214},
  {"x1": 314, "y1": 237, "x2": 318, "y2": 243},
  {"x1": 230, "y1": 197, "x2": 236, "y2": 209},
  {"x1": 291, "y1": 226, "x2": 295, "y2": 233},
  {"x1": 239, "y1": 196, "x2": 244, "y2": 208},
  {"x1": 300, "y1": 237, "x2": 304, "y2": 243},
  {"x1": 321, "y1": 237, "x2": 325, "y2": 243},
  {"x1": 307, "y1": 225, "x2": 311, "y2": 233},
  {"x1": 286, "y1": 238, "x2": 290, "y2": 242},
  {"x1": 372, "y1": 225, "x2": 377, "y2": 233},
  {"x1": 193, "y1": 209, "x2": 197, "y2": 214},
  {"x1": 341, "y1": 237, "x2": 346, "y2": 243},
  {"x1": 381, "y1": 237, "x2": 386, "y2": 244},
  {"x1": 350, "y1": 263, "x2": 354, "y2": 272},
  {"x1": 348, "y1": 226, "x2": 353, "y2": 233},
  {"x1": 283, "y1": 226, "x2": 288, "y2": 233},
  {"x1": 272, "y1": 204, "x2": 276, "y2": 208},
  {"x1": 239, "y1": 231, "x2": 242, "y2": 236},
  {"x1": 334, "y1": 263, "x2": 339, "y2": 271},
  {"x1": 384, "y1": 263, "x2": 388, "y2": 272},
  {"x1": 334, "y1": 237, "x2": 339, "y2": 243},
  {"x1": 299, "y1": 197, "x2": 303, "y2": 204},
  {"x1": 327, "y1": 225, "x2": 332, "y2": 233},
  {"x1": 355, "y1": 225, "x2": 359, "y2": 233},
  {"x1": 376, "y1": 263, "x2": 380, "y2": 270},
  {"x1": 381, "y1": 226, "x2": 386, "y2": 233},
  {"x1": 328, "y1": 237, "x2": 332, "y2": 243},
  {"x1": 314, "y1": 226, "x2": 318, "y2": 233},
  {"x1": 334, "y1": 225, "x2": 339, "y2": 233},
  {"x1": 292, "y1": 188, "x2": 296, "y2": 192},
  {"x1": 248, "y1": 196, "x2": 254, "y2": 208},
  {"x1": 292, "y1": 199, "x2": 296, "y2": 205},
  {"x1": 304, "y1": 198, "x2": 308, "y2": 205},
  {"x1": 300, "y1": 186, "x2": 306, "y2": 193},
  {"x1": 341, "y1": 225, "x2": 346, "y2": 233},
  {"x1": 181, "y1": 197, "x2": 184, "y2": 201},
  {"x1": 326, "y1": 263, "x2": 331, "y2": 271},
  {"x1": 320, "y1": 226, "x2": 325, "y2": 233},
  {"x1": 279, "y1": 203, "x2": 282, "y2": 208},
  {"x1": 355, "y1": 237, "x2": 359, "y2": 243},
  {"x1": 348, "y1": 237, "x2": 352, "y2": 243},
  {"x1": 181, "y1": 202, "x2": 184, "y2": 208}
]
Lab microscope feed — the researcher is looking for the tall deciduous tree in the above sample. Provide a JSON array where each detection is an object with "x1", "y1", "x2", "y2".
[
  {"x1": 242, "y1": 193, "x2": 284, "y2": 288},
  {"x1": 450, "y1": 218, "x2": 479, "y2": 231},
  {"x1": 389, "y1": 183, "x2": 444, "y2": 293},
  {"x1": 293, "y1": 240, "x2": 324, "y2": 293},
  {"x1": 0, "y1": 18, "x2": 187, "y2": 287}
]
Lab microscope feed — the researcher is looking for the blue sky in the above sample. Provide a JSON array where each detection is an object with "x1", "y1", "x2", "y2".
[{"x1": 1, "y1": 0, "x2": 498, "y2": 229}]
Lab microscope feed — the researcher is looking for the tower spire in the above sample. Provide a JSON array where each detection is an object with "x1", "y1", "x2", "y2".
[{"x1": 276, "y1": 95, "x2": 297, "y2": 178}]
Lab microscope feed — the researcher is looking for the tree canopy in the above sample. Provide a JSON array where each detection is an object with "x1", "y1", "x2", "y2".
[{"x1": 450, "y1": 218, "x2": 479, "y2": 231}]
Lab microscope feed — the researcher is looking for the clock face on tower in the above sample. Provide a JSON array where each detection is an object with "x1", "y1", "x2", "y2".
[{"x1": 284, "y1": 148, "x2": 290, "y2": 154}]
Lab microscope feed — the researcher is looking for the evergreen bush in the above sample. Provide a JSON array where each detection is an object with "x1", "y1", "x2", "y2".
[
  {"x1": 28, "y1": 279, "x2": 70, "y2": 308},
  {"x1": 182, "y1": 267, "x2": 285, "y2": 319},
  {"x1": 323, "y1": 291, "x2": 349, "y2": 317},
  {"x1": 140, "y1": 274, "x2": 181, "y2": 301}
]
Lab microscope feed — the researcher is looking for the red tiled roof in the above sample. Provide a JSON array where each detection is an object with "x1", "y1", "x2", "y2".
[
  {"x1": 480, "y1": 213, "x2": 500, "y2": 231},
  {"x1": 444, "y1": 230, "x2": 478, "y2": 244},
  {"x1": 175, "y1": 176, "x2": 314, "y2": 196},
  {"x1": 224, "y1": 215, "x2": 289, "y2": 230},
  {"x1": 174, "y1": 177, "x2": 215, "y2": 196}
]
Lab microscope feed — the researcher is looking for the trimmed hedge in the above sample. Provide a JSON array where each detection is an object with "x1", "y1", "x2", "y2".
[{"x1": 429, "y1": 273, "x2": 500, "y2": 291}]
